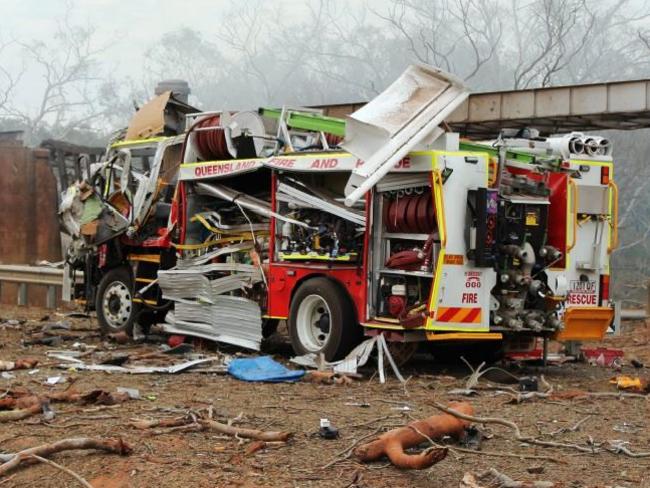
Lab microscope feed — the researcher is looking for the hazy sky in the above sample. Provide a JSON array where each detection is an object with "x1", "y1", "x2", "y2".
[
  {"x1": 1, "y1": 0, "x2": 312, "y2": 73},
  {"x1": 0, "y1": 0, "x2": 318, "y2": 108},
  {"x1": 3, "y1": 0, "x2": 650, "y2": 122}
]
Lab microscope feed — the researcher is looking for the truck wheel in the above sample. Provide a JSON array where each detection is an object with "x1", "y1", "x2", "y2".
[
  {"x1": 96, "y1": 267, "x2": 137, "y2": 336},
  {"x1": 289, "y1": 277, "x2": 361, "y2": 361}
]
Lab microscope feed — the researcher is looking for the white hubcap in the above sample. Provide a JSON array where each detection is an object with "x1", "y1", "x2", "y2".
[
  {"x1": 102, "y1": 281, "x2": 132, "y2": 329},
  {"x1": 296, "y1": 294, "x2": 332, "y2": 352}
]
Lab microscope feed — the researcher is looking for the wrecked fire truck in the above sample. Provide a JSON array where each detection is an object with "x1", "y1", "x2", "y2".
[
  {"x1": 61, "y1": 65, "x2": 618, "y2": 362},
  {"x1": 59, "y1": 90, "x2": 190, "y2": 334}
]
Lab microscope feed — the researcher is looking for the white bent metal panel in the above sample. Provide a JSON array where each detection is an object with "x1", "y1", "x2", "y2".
[{"x1": 341, "y1": 64, "x2": 469, "y2": 206}]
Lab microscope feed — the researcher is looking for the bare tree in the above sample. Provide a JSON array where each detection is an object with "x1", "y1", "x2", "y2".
[
  {"x1": 374, "y1": 0, "x2": 503, "y2": 83},
  {"x1": 0, "y1": 38, "x2": 22, "y2": 113},
  {"x1": 143, "y1": 28, "x2": 226, "y2": 109},
  {"x1": 506, "y1": 0, "x2": 650, "y2": 89},
  {"x1": 0, "y1": 9, "x2": 109, "y2": 144},
  {"x1": 507, "y1": 0, "x2": 595, "y2": 89},
  {"x1": 214, "y1": 0, "x2": 327, "y2": 106}
]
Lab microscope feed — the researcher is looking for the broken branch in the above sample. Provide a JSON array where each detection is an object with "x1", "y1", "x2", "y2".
[
  {"x1": 198, "y1": 418, "x2": 291, "y2": 442},
  {"x1": 28, "y1": 455, "x2": 92, "y2": 488},
  {"x1": 0, "y1": 437, "x2": 132, "y2": 476},
  {"x1": 0, "y1": 403, "x2": 43, "y2": 423},
  {"x1": 129, "y1": 417, "x2": 190, "y2": 430},
  {"x1": 431, "y1": 401, "x2": 650, "y2": 458}
]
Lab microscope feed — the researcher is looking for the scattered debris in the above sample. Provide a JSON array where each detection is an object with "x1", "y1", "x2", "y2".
[
  {"x1": 610, "y1": 375, "x2": 650, "y2": 393},
  {"x1": 433, "y1": 402, "x2": 650, "y2": 458},
  {"x1": 41, "y1": 321, "x2": 71, "y2": 333},
  {"x1": 0, "y1": 403, "x2": 44, "y2": 423},
  {"x1": 461, "y1": 469, "x2": 555, "y2": 488},
  {"x1": 0, "y1": 359, "x2": 39, "y2": 371},
  {"x1": 116, "y1": 387, "x2": 140, "y2": 400},
  {"x1": 228, "y1": 356, "x2": 304, "y2": 382},
  {"x1": 305, "y1": 371, "x2": 359, "y2": 385},
  {"x1": 130, "y1": 411, "x2": 292, "y2": 442},
  {"x1": 22, "y1": 336, "x2": 64, "y2": 346},
  {"x1": 319, "y1": 418, "x2": 339, "y2": 439},
  {"x1": 582, "y1": 347, "x2": 624, "y2": 367},
  {"x1": 355, "y1": 402, "x2": 473, "y2": 469},
  {"x1": 518, "y1": 376, "x2": 538, "y2": 392},
  {"x1": 631, "y1": 358, "x2": 645, "y2": 368},
  {"x1": 244, "y1": 440, "x2": 286, "y2": 456},
  {"x1": 108, "y1": 331, "x2": 130, "y2": 345},
  {"x1": 291, "y1": 335, "x2": 404, "y2": 383},
  {"x1": 27, "y1": 453, "x2": 93, "y2": 487},
  {"x1": 0, "y1": 387, "x2": 134, "y2": 423},
  {"x1": 79, "y1": 389, "x2": 130, "y2": 406},
  {"x1": 613, "y1": 422, "x2": 640, "y2": 434},
  {"x1": 56, "y1": 356, "x2": 223, "y2": 374}
]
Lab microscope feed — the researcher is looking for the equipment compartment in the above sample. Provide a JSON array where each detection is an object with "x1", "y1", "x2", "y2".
[{"x1": 273, "y1": 172, "x2": 366, "y2": 263}]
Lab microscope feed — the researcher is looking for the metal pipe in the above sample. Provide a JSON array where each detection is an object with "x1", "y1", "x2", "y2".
[
  {"x1": 621, "y1": 309, "x2": 647, "y2": 320},
  {"x1": 195, "y1": 182, "x2": 313, "y2": 229}
]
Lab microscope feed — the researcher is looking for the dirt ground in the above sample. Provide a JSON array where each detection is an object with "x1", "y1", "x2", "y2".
[{"x1": 1, "y1": 304, "x2": 649, "y2": 488}]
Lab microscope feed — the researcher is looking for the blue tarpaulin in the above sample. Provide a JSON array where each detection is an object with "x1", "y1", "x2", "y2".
[{"x1": 228, "y1": 356, "x2": 305, "y2": 382}]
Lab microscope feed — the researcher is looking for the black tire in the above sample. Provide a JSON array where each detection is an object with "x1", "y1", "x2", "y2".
[
  {"x1": 95, "y1": 266, "x2": 138, "y2": 336},
  {"x1": 288, "y1": 277, "x2": 362, "y2": 361}
]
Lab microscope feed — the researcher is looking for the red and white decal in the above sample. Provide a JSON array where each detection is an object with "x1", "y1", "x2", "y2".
[
  {"x1": 181, "y1": 153, "x2": 435, "y2": 179},
  {"x1": 567, "y1": 280, "x2": 597, "y2": 306},
  {"x1": 180, "y1": 159, "x2": 262, "y2": 180},
  {"x1": 265, "y1": 155, "x2": 360, "y2": 171},
  {"x1": 464, "y1": 271, "x2": 482, "y2": 289}
]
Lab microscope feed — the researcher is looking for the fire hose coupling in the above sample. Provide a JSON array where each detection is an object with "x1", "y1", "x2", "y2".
[
  {"x1": 504, "y1": 270, "x2": 528, "y2": 286},
  {"x1": 528, "y1": 279, "x2": 544, "y2": 295},
  {"x1": 504, "y1": 315, "x2": 524, "y2": 330},
  {"x1": 500, "y1": 243, "x2": 535, "y2": 275},
  {"x1": 500, "y1": 244, "x2": 528, "y2": 260},
  {"x1": 385, "y1": 234, "x2": 436, "y2": 272},
  {"x1": 546, "y1": 314, "x2": 563, "y2": 330},
  {"x1": 538, "y1": 245, "x2": 562, "y2": 261}
]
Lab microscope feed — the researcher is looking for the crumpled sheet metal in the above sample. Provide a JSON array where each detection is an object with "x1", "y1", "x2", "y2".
[
  {"x1": 55, "y1": 357, "x2": 222, "y2": 374},
  {"x1": 158, "y1": 272, "x2": 262, "y2": 303},
  {"x1": 162, "y1": 296, "x2": 262, "y2": 351},
  {"x1": 157, "y1": 240, "x2": 264, "y2": 350}
]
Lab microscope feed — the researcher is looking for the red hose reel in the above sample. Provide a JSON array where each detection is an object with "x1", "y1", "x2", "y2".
[
  {"x1": 194, "y1": 116, "x2": 232, "y2": 161},
  {"x1": 384, "y1": 194, "x2": 436, "y2": 234}
]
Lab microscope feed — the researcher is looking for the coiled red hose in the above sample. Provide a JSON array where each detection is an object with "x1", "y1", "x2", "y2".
[
  {"x1": 324, "y1": 133, "x2": 343, "y2": 147},
  {"x1": 195, "y1": 116, "x2": 232, "y2": 160},
  {"x1": 384, "y1": 194, "x2": 436, "y2": 233}
]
